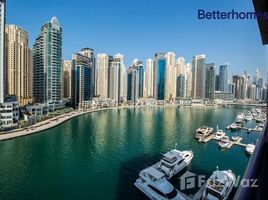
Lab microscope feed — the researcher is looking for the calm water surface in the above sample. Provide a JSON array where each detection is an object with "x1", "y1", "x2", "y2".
[{"x1": 0, "y1": 107, "x2": 260, "y2": 200}]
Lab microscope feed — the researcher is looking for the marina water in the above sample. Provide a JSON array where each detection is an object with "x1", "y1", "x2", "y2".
[{"x1": 0, "y1": 106, "x2": 260, "y2": 200}]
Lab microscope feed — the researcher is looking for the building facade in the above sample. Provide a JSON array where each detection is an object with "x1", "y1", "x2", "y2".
[
  {"x1": 144, "y1": 58, "x2": 154, "y2": 98},
  {"x1": 205, "y1": 63, "x2": 216, "y2": 99},
  {"x1": 71, "y1": 53, "x2": 92, "y2": 108},
  {"x1": 62, "y1": 60, "x2": 72, "y2": 98},
  {"x1": 165, "y1": 52, "x2": 176, "y2": 100},
  {"x1": 191, "y1": 54, "x2": 206, "y2": 99},
  {"x1": 154, "y1": 53, "x2": 166, "y2": 100},
  {"x1": 5, "y1": 25, "x2": 32, "y2": 105},
  {"x1": 127, "y1": 66, "x2": 139, "y2": 102},
  {"x1": 0, "y1": 0, "x2": 6, "y2": 103},
  {"x1": 219, "y1": 64, "x2": 228, "y2": 92},
  {"x1": 33, "y1": 17, "x2": 62, "y2": 103},
  {"x1": 108, "y1": 57, "x2": 121, "y2": 105},
  {"x1": 96, "y1": 54, "x2": 113, "y2": 98}
]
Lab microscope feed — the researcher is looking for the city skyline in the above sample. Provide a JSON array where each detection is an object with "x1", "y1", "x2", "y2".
[{"x1": 6, "y1": 0, "x2": 267, "y2": 76}]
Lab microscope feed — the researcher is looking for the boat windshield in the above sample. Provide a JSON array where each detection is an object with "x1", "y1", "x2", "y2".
[
  {"x1": 205, "y1": 188, "x2": 224, "y2": 200},
  {"x1": 162, "y1": 156, "x2": 177, "y2": 164},
  {"x1": 165, "y1": 188, "x2": 178, "y2": 199}
]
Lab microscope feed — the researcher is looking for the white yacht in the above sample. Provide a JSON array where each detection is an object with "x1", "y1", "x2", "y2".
[
  {"x1": 202, "y1": 168, "x2": 236, "y2": 200},
  {"x1": 230, "y1": 123, "x2": 238, "y2": 131},
  {"x1": 246, "y1": 144, "x2": 255, "y2": 155},
  {"x1": 153, "y1": 149, "x2": 194, "y2": 179},
  {"x1": 231, "y1": 135, "x2": 241, "y2": 142},
  {"x1": 245, "y1": 114, "x2": 253, "y2": 121},
  {"x1": 218, "y1": 136, "x2": 231, "y2": 148},
  {"x1": 214, "y1": 129, "x2": 225, "y2": 140},
  {"x1": 195, "y1": 126, "x2": 214, "y2": 140},
  {"x1": 236, "y1": 113, "x2": 245, "y2": 120},
  {"x1": 134, "y1": 167, "x2": 185, "y2": 200}
]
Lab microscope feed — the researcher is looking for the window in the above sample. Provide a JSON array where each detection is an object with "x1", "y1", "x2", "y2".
[
  {"x1": 165, "y1": 188, "x2": 178, "y2": 199},
  {"x1": 148, "y1": 185, "x2": 165, "y2": 197}
]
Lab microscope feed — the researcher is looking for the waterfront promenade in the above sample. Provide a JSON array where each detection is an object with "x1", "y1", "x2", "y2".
[{"x1": 0, "y1": 107, "x2": 124, "y2": 141}]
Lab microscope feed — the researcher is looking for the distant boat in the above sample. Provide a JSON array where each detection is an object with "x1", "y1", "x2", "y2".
[
  {"x1": 218, "y1": 136, "x2": 231, "y2": 148},
  {"x1": 246, "y1": 144, "x2": 255, "y2": 155}
]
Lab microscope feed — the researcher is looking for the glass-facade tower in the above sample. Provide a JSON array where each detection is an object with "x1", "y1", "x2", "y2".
[
  {"x1": 33, "y1": 17, "x2": 62, "y2": 103},
  {"x1": 154, "y1": 53, "x2": 166, "y2": 100}
]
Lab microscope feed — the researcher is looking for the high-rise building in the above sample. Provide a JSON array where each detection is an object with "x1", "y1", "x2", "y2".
[
  {"x1": 33, "y1": 17, "x2": 62, "y2": 103},
  {"x1": 232, "y1": 75, "x2": 248, "y2": 99},
  {"x1": 108, "y1": 56, "x2": 121, "y2": 105},
  {"x1": 176, "y1": 74, "x2": 185, "y2": 98},
  {"x1": 127, "y1": 66, "x2": 139, "y2": 102},
  {"x1": 165, "y1": 52, "x2": 176, "y2": 100},
  {"x1": 185, "y1": 63, "x2": 192, "y2": 98},
  {"x1": 71, "y1": 53, "x2": 92, "y2": 108},
  {"x1": 0, "y1": 0, "x2": 6, "y2": 103},
  {"x1": 248, "y1": 84, "x2": 257, "y2": 100},
  {"x1": 154, "y1": 53, "x2": 166, "y2": 100},
  {"x1": 191, "y1": 54, "x2": 206, "y2": 99},
  {"x1": 114, "y1": 53, "x2": 127, "y2": 99},
  {"x1": 219, "y1": 64, "x2": 228, "y2": 92},
  {"x1": 62, "y1": 60, "x2": 72, "y2": 98},
  {"x1": 205, "y1": 63, "x2": 216, "y2": 99},
  {"x1": 132, "y1": 59, "x2": 144, "y2": 98},
  {"x1": 80, "y1": 48, "x2": 95, "y2": 98},
  {"x1": 215, "y1": 74, "x2": 220, "y2": 91},
  {"x1": 96, "y1": 53, "x2": 113, "y2": 98},
  {"x1": 144, "y1": 58, "x2": 154, "y2": 98},
  {"x1": 5, "y1": 25, "x2": 32, "y2": 105}
]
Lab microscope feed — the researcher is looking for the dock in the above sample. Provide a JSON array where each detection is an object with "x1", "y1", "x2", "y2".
[
  {"x1": 198, "y1": 135, "x2": 248, "y2": 150},
  {"x1": 226, "y1": 122, "x2": 263, "y2": 133}
]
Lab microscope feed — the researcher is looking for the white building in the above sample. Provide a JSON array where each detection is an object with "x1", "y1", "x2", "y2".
[
  {"x1": 0, "y1": 0, "x2": 6, "y2": 103},
  {"x1": 165, "y1": 52, "x2": 176, "y2": 100},
  {"x1": 144, "y1": 58, "x2": 154, "y2": 98},
  {"x1": 96, "y1": 54, "x2": 112, "y2": 98}
]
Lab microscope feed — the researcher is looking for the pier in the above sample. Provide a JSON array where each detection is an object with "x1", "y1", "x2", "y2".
[
  {"x1": 198, "y1": 134, "x2": 248, "y2": 149},
  {"x1": 226, "y1": 122, "x2": 263, "y2": 133}
]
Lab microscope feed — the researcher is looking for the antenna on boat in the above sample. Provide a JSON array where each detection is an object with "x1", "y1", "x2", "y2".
[
  {"x1": 216, "y1": 166, "x2": 219, "y2": 171},
  {"x1": 216, "y1": 125, "x2": 218, "y2": 131},
  {"x1": 175, "y1": 143, "x2": 178, "y2": 150}
]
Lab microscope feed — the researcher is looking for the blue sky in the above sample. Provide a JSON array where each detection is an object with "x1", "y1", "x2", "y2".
[{"x1": 7, "y1": 0, "x2": 267, "y2": 77}]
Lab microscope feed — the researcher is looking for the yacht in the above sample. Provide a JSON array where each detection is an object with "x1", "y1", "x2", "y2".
[
  {"x1": 134, "y1": 167, "x2": 185, "y2": 200},
  {"x1": 218, "y1": 136, "x2": 231, "y2": 148},
  {"x1": 230, "y1": 123, "x2": 238, "y2": 131},
  {"x1": 153, "y1": 149, "x2": 194, "y2": 179},
  {"x1": 195, "y1": 126, "x2": 214, "y2": 140},
  {"x1": 245, "y1": 114, "x2": 253, "y2": 121},
  {"x1": 246, "y1": 144, "x2": 255, "y2": 155},
  {"x1": 202, "y1": 168, "x2": 236, "y2": 200},
  {"x1": 236, "y1": 113, "x2": 245, "y2": 120},
  {"x1": 231, "y1": 135, "x2": 241, "y2": 142},
  {"x1": 214, "y1": 129, "x2": 226, "y2": 140}
]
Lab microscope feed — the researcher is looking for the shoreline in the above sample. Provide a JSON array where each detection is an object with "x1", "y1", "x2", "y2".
[
  {"x1": 0, "y1": 104, "x2": 266, "y2": 142},
  {"x1": 0, "y1": 107, "x2": 125, "y2": 142}
]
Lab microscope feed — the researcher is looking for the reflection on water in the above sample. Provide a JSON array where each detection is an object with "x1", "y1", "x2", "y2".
[{"x1": 0, "y1": 106, "x2": 258, "y2": 200}]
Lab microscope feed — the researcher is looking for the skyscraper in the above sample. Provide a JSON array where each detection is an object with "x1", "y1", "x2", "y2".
[
  {"x1": 108, "y1": 56, "x2": 121, "y2": 105},
  {"x1": 71, "y1": 53, "x2": 92, "y2": 108},
  {"x1": 154, "y1": 53, "x2": 166, "y2": 100},
  {"x1": 132, "y1": 59, "x2": 144, "y2": 98},
  {"x1": 185, "y1": 63, "x2": 192, "y2": 98},
  {"x1": 5, "y1": 25, "x2": 32, "y2": 105},
  {"x1": 114, "y1": 53, "x2": 127, "y2": 99},
  {"x1": 127, "y1": 66, "x2": 139, "y2": 102},
  {"x1": 176, "y1": 75, "x2": 185, "y2": 98},
  {"x1": 0, "y1": 0, "x2": 6, "y2": 103},
  {"x1": 80, "y1": 48, "x2": 95, "y2": 99},
  {"x1": 191, "y1": 54, "x2": 206, "y2": 99},
  {"x1": 165, "y1": 52, "x2": 176, "y2": 100},
  {"x1": 33, "y1": 17, "x2": 62, "y2": 103},
  {"x1": 215, "y1": 74, "x2": 220, "y2": 91},
  {"x1": 62, "y1": 60, "x2": 72, "y2": 98},
  {"x1": 96, "y1": 53, "x2": 113, "y2": 98},
  {"x1": 219, "y1": 63, "x2": 228, "y2": 92},
  {"x1": 205, "y1": 63, "x2": 216, "y2": 99},
  {"x1": 144, "y1": 58, "x2": 154, "y2": 98}
]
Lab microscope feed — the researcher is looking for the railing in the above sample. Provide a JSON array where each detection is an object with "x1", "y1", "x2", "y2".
[{"x1": 234, "y1": 119, "x2": 268, "y2": 200}]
